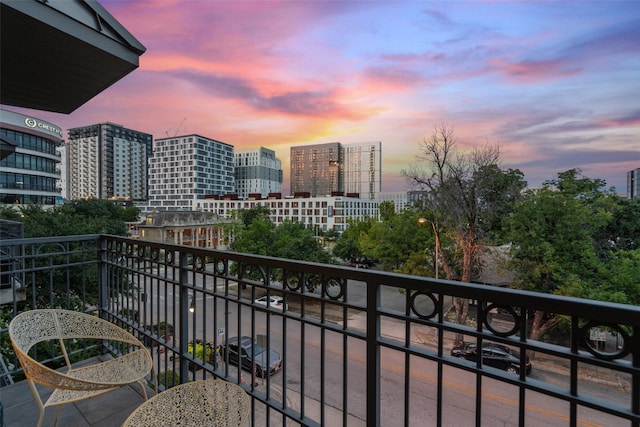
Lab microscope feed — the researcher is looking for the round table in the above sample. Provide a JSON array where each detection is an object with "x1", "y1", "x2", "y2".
[{"x1": 122, "y1": 379, "x2": 250, "y2": 426}]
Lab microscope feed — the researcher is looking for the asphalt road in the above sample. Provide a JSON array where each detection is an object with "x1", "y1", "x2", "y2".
[{"x1": 130, "y1": 273, "x2": 630, "y2": 426}]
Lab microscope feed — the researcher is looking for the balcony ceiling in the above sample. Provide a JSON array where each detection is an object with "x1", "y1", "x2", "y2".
[{"x1": 0, "y1": 0, "x2": 146, "y2": 114}]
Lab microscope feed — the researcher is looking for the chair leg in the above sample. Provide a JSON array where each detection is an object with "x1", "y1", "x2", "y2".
[
  {"x1": 26, "y1": 380, "x2": 45, "y2": 427},
  {"x1": 53, "y1": 406, "x2": 62, "y2": 427},
  {"x1": 137, "y1": 380, "x2": 149, "y2": 401},
  {"x1": 36, "y1": 408, "x2": 45, "y2": 427}
]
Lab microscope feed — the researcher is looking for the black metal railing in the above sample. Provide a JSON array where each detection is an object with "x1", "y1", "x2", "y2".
[{"x1": 1, "y1": 234, "x2": 638, "y2": 427}]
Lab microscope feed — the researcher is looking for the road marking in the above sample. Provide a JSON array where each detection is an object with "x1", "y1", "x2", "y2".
[{"x1": 222, "y1": 314, "x2": 603, "y2": 426}]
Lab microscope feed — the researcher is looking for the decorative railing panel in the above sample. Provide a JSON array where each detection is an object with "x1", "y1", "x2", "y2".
[{"x1": 1, "y1": 234, "x2": 638, "y2": 427}]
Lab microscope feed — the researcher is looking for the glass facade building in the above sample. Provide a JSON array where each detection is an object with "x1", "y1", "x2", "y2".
[
  {"x1": 290, "y1": 141, "x2": 382, "y2": 199},
  {"x1": 290, "y1": 142, "x2": 343, "y2": 197},
  {"x1": 0, "y1": 109, "x2": 63, "y2": 205}
]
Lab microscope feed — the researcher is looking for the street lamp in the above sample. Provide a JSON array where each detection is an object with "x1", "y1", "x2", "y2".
[{"x1": 418, "y1": 217, "x2": 439, "y2": 279}]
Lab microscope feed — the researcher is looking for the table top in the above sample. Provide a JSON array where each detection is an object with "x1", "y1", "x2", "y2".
[{"x1": 122, "y1": 379, "x2": 250, "y2": 426}]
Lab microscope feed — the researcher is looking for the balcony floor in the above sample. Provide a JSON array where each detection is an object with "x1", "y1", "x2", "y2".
[{"x1": 2, "y1": 357, "x2": 153, "y2": 427}]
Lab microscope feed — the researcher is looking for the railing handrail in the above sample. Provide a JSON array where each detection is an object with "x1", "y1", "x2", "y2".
[{"x1": 100, "y1": 234, "x2": 640, "y2": 324}]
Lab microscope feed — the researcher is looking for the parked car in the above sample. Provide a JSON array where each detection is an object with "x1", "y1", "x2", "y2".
[
  {"x1": 254, "y1": 295, "x2": 288, "y2": 311},
  {"x1": 451, "y1": 342, "x2": 532, "y2": 375},
  {"x1": 222, "y1": 336, "x2": 282, "y2": 378}
]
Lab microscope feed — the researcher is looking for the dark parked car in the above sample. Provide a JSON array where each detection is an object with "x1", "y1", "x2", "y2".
[
  {"x1": 451, "y1": 342, "x2": 532, "y2": 375},
  {"x1": 223, "y1": 336, "x2": 282, "y2": 378}
]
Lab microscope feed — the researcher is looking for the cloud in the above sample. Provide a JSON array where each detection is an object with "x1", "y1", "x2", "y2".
[
  {"x1": 489, "y1": 58, "x2": 581, "y2": 82},
  {"x1": 163, "y1": 69, "x2": 375, "y2": 121},
  {"x1": 563, "y1": 18, "x2": 640, "y2": 61},
  {"x1": 488, "y1": 17, "x2": 640, "y2": 84},
  {"x1": 599, "y1": 111, "x2": 640, "y2": 128}
]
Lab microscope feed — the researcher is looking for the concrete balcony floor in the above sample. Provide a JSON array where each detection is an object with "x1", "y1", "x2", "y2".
[{"x1": 2, "y1": 357, "x2": 153, "y2": 427}]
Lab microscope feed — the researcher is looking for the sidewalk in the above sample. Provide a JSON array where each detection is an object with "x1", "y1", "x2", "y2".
[{"x1": 346, "y1": 310, "x2": 631, "y2": 391}]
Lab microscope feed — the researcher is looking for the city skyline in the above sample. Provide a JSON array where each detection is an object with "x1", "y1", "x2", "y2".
[{"x1": 2, "y1": 0, "x2": 639, "y2": 194}]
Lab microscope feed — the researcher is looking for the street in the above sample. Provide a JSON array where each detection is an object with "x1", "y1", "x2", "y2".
[{"x1": 129, "y1": 273, "x2": 631, "y2": 426}]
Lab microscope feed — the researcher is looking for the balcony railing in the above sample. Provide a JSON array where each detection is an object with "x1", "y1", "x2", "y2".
[{"x1": 1, "y1": 234, "x2": 638, "y2": 426}]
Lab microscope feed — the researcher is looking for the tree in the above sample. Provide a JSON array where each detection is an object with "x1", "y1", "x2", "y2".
[
  {"x1": 230, "y1": 216, "x2": 275, "y2": 256},
  {"x1": 332, "y1": 217, "x2": 375, "y2": 265},
  {"x1": 378, "y1": 201, "x2": 395, "y2": 222},
  {"x1": 0, "y1": 200, "x2": 139, "y2": 309},
  {"x1": 474, "y1": 165, "x2": 527, "y2": 245},
  {"x1": 359, "y1": 209, "x2": 433, "y2": 273},
  {"x1": 506, "y1": 181, "x2": 611, "y2": 341},
  {"x1": 331, "y1": 236, "x2": 361, "y2": 264},
  {"x1": 272, "y1": 221, "x2": 333, "y2": 264},
  {"x1": 543, "y1": 168, "x2": 610, "y2": 199},
  {"x1": 596, "y1": 196, "x2": 640, "y2": 255},
  {"x1": 0, "y1": 199, "x2": 138, "y2": 237},
  {"x1": 596, "y1": 249, "x2": 640, "y2": 305},
  {"x1": 402, "y1": 124, "x2": 523, "y2": 343},
  {"x1": 232, "y1": 218, "x2": 333, "y2": 264},
  {"x1": 238, "y1": 205, "x2": 271, "y2": 227}
]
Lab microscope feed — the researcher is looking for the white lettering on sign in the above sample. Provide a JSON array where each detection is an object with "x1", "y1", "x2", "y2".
[{"x1": 24, "y1": 117, "x2": 63, "y2": 137}]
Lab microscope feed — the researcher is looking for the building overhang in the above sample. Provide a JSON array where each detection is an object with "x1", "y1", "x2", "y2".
[{"x1": 0, "y1": 0, "x2": 146, "y2": 114}]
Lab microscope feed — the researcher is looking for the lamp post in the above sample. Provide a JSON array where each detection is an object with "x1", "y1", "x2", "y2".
[
  {"x1": 188, "y1": 296, "x2": 195, "y2": 313},
  {"x1": 418, "y1": 217, "x2": 439, "y2": 279}
]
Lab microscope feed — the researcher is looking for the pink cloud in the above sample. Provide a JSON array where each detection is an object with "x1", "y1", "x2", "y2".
[
  {"x1": 488, "y1": 58, "x2": 581, "y2": 83},
  {"x1": 599, "y1": 113, "x2": 640, "y2": 128}
]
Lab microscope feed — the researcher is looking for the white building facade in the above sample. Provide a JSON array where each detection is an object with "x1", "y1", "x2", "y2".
[
  {"x1": 66, "y1": 123, "x2": 152, "y2": 201},
  {"x1": 144, "y1": 134, "x2": 235, "y2": 212},
  {"x1": 234, "y1": 147, "x2": 283, "y2": 199},
  {"x1": 194, "y1": 194, "x2": 380, "y2": 233},
  {"x1": 375, "y1": 191, "x2": 410, "y2": 213}
]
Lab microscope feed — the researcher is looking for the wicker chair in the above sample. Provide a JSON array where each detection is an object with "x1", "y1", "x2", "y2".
[
  {"x1": 122, "y1": 379, "x2": 250, "y2": 426},
  {"x1": 8, "y1": 309, "x2": 155, "y2": 427}
]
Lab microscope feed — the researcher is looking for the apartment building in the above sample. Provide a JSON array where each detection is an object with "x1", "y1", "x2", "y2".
[
  {"x1": 194, "y1": 193, "x2": 380, "y2": 233},
  {"x1": 145, "y1": 134, "x2": 234, "y2": 212},
  {"x1": 66, "y1": 123, "x2": 152, "y2": 201},
  {"x1": 290, "y1": 142, "x2": 342, "y2": 197},
  {"x1": 628, "y1": 168, "x2": 640, "y2": 199},
  {"x1": 234, "y1": 147, "x2": 283, "y2": 199},
  {"x1": 343, "y1": 141, "x2": 382, "y2": 199},
  {"x1": 290, "y1": 141, "x2": 382, "y2": 199},
  {"x1": 0, "y1": 109, "x2": 63, "y2": 205}
]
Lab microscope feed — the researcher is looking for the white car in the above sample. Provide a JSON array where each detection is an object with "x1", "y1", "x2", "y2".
[{"x1": 254, "y1": 295, "x2": 288, "y2": 311}]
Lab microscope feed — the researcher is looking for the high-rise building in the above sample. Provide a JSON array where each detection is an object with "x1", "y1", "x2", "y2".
[
  {"x1": 343, "y1": 141, "x2": 382, "y2": 199},
  {"x1": 291, "y1": 142, "x2": 342, "y2": 197},
  {"x1": 290, "y1": 141, "x2": 382, "y2": 198},
  {"x1": 67, "y1": 123, "x2": 152, "y2": 201},
  {"x1": 628, "y1": 168, "x2": 640, "y2": 199},
  {"x1": 234, "y1": 147, "x2": 283, "y2": 199},
  {"x1": 146, "y1": 134, "x2": 234, "y2": 211},
  {"x1": 0, "y1": 109, "x2": 63, "y2": 205}
]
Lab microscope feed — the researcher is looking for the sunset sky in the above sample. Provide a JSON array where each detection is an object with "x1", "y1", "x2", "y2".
[{"x1": 5, "y1": 0, "x2": 640, "y2": 194}]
